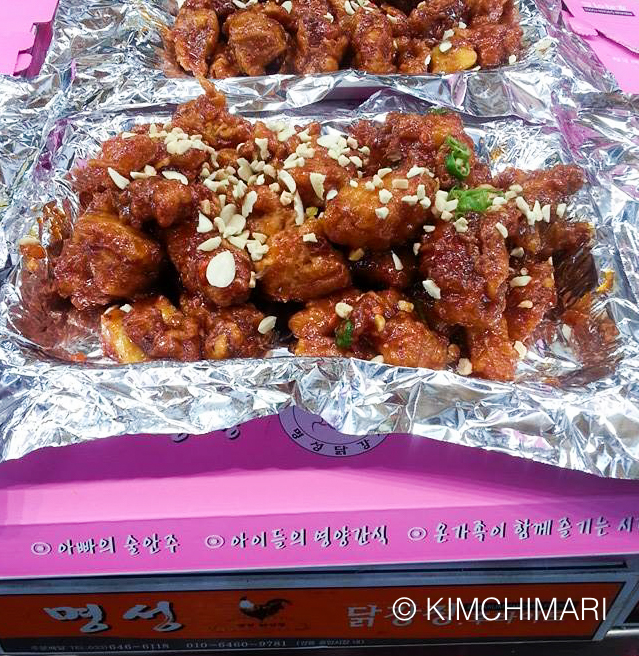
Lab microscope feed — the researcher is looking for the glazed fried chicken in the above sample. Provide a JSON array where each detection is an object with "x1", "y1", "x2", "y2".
[
  {"x1": 36, "y1": 87, "x2": 597, "y2": 381},
  {"x1": 168, "y1": 0, "x2": 522, "y2": 77}
]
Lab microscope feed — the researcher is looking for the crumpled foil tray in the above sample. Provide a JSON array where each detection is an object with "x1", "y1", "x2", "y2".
[{"x1": 0, "y1": 0, "x2": 638, "y2": 479}]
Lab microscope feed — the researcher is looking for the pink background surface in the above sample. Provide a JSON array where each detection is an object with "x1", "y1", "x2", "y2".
[
  {"x1": 563, "y1": 0, "x2": 639, "y2": 93},
  {"x1": 0, "y1": 0, "x2": 58, "y2": 75},
  {"x1": 0, "y1": 409, "x2": 638, "y2": 579}
]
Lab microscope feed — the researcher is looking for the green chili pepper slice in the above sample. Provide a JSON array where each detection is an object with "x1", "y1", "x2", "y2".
[
  {"x1": 444, "y1": 135, "x2": 471, "y2": 180},
  {"x1": 335, "y1": 319, "x2": 353, "y2": 349},
  {"x1": 448, "y1": 187, "x2": 504, "y2": 215}
]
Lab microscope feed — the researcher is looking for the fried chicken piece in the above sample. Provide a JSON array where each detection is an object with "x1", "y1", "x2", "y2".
[
  {"x1": 255, "y1": 220, "x2": 351, "y2": 302},
  {"x1": 348, "y1": 111, "x2": 490, "y2": 188},
  {"x1": 211, "y1": 44, "x2": 241, "y2": 78},
  {"x1": 170, "y1": 5, "x2": 220, "y2": 77},
  {"x1": 495, "y1": 165, "x2": 585, "y2": 208},
  {"x1": 289, "y1": 288, "x2": 375, "y2": 359},
  {"x1": 429, "y1": 38, "x2": 477, "y2": 74},
  {"x1": 291, "y1": 287, "x2": 448, "y2": 368},
  {"x1": 119, "y1": 177, "x2": 197, "y2": 229},
  {"x1": 171, "y1": 86, "x2": 253, "y2": 150},
  {"x1": 505, "y1": 258, "x2": 556, "y2": 343},
  {"x1": 292, "y1": 0, "x2": 348, "y2": 73},
  {"x1": 408, "y1": 0, "x2": 467, "y2": 41},
  {"x1": 381, "y1": 4, "x2": 410, "y2": 37},
  {"x1": 72, "y1": 133, "x2": 164, "y2": 206},
  {"x1": 102, "y1": 296, "x2": 201, "y2": 363},
  {"x1": 54, "y1": 211, "x2": 163, "y2": 310},
  {"x1": 181, "y1": 295, "x2": 272, "y2": 359},
  {"x1": 322, "y1": 166, "x2": 437, "y2": 250},
  {"x1": 418, "y1": 213, "x2": 508, "y2": 329},
  {"x1": 467, "y1": 317, "x2": 518, "y2": 381},
  {"x1": 181, "y1": 0, "x2": 237, "y2": 22},
  {"x1": 285, "y1": 134, "x2": 357, "y2": 208},
  {"x1": 224, "y1": 4, "x2": 289, "y2": 76},
  {"x1": 349, "y1": 8, "x2": 397, "y2": 74},
  {"x1": 469, "y1": 22, "x2": 521, "y2": 67},
  {"x1": 396, "y1": 37, "x2": 431, "y2": 74},
  {"x1": 245, "y1": 186, "x2": 297, "y2": 237},
  {"x1": 163, "y1": 221, "x2": 253, "y2": 307},
  {"x1": 350, "y1": 247, "x2": 418, "y2": 289}
]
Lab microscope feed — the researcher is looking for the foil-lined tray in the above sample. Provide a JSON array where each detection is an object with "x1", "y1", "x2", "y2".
[
  {"x1": 1, "y1": 86, "x2": 639, "y2": 479},
  {"x1": 0, "y1": 0, "x2": 638, "y2": 478}
]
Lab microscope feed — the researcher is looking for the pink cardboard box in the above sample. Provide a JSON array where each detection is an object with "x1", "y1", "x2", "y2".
[
  {"x1": 563, "y1": 0, "x2": 639, "y2": 93},
  {"x1": 0, "y1": 0, "x2": 58, "y2": 76},
  {"x1": 1, "y1": 408, "x2": 638, "y2": 580}
]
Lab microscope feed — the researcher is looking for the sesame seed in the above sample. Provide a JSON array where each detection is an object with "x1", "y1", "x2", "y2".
[
  {"x1": 514, "y1": 341, "x2": 527, "y2": 359},
  {"x1": 456, "y1": 358, "x2": 472, "y2": 376},
  {"x1": 120, "y1": 304, "x2": 133, "y2": 313},
  {"x1": 413, "y1": 242, "x2": 421, "y2": 255},
  {"x1": 402, "y1": 195, "x2": 418, "y2": 205},
  {"x1": 379, "y1": 189, "x2": 393, "y2": 204},
  {"x1": 495, "y1": 222, "x2": 508, "y2": 238},
  {"x1": 423, "y1": 224, "x2": 435, "y2": 232},
  {"x1": 375, "y1": 207, "x2": 389, "y2": 219},
  {"x1": 443, "y1": 28, "x2": 455, "y2": 39},
  {"x1": 508, "y1": 54, "x2": 517, "y2": 64},
  {"x1": 206, "y1": 250, "x2": 236, "y2": 288},
  {"x1": 515, "y1": 196, "x2": 530, "y2": 216},
  {"x1": 258, "y1": 316, "x2": 277, "y2": 334},
  {"x1": 302, "y1": 232, "x2": 318, "y2": 243},
  {"x1": 107, "y1": 167, "x2": 130, "y2": 189},
  {"x1": 556, "y1": 203, "x2": 567, "y2": 218},
  {"x1": 349, "y1": 155, "x2": 363, "y2": 168},
  {"x1": 391, "y1": 251, "x2": 403, "y2": 270},
  {"x1": 422, "y1": 279, "x2": 441, "y2": 299},
  {"x1": 518, "y1": 300, "x2": 533, "y2": 309},
  {"x1": 439, "y1": 41, "x2": 452, "y2": 52},
  {"x1": 510, "y1": 275, "x2": 532, "y2": 287},
  {"x1": 335, "y1": 302, "x2": 353, "y2": 318},
  {"x1": 509, "y1": 184, "x2": 523, "y2": 193}
]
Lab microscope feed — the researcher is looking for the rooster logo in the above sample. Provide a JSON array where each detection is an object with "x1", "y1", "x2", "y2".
[{"x1": 238, "y1": 596, "x2": 291, "y2": 621}]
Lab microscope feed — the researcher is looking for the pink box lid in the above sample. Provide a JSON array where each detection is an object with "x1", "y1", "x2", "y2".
[
  {"x1": 0, "y1": 0, "x2": 58, "y2": 75},
  {"x1": 0, "y1": 409, "x2": 638, "y2": 579}
]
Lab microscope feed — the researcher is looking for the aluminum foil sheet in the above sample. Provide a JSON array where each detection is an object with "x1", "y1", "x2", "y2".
[
  {"x1": 4, "y1": 0, "x2": 560, "y2": 119},
  {"x1": 1, "y1": 83, "x2": 639, "y2": 479},
  {"x1": 0, "y1": 0, "x2": 638, "y2": 477}
]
